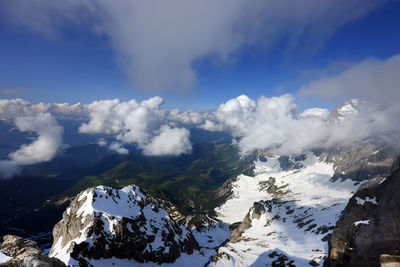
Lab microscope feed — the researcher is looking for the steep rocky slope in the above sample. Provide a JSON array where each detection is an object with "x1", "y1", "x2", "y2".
[
  {"x1": 325, "y1": 158, "x2": 400, "y2": 267},
  {"x1": 49, "y1": 185, "x2": 200, "y2": 266}
]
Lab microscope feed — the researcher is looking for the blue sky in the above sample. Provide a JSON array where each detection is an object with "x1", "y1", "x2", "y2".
[{"x1": 1, "y1": 0, "x2": 400, "y2": 111}]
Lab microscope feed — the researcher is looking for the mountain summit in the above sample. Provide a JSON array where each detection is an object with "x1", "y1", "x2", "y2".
[{"x1": 49, "y1": 185, "x2": 199, "y2": 266}]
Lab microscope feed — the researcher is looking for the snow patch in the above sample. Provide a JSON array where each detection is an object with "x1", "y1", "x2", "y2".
[
  {"x1": 355, "y1": 197, "x2": 377, "y2": 205},
  {"x1": 354, "y1": 220, "x2": 370, "y2": 226},
  {"x1": 0, "y1": 252, "x2": 11, "y2": 264},
  {"x1": 191, "y1": 223, "x2": 230, "y2": 249}
]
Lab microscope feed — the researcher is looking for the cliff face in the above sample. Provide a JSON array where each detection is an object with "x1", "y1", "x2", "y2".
[
  {"x1": 325, "y1": 158, "x2": 400, "y2": 267},
  {"x1": 49, "y1": 185, "x2": 199, "y2": 266}
]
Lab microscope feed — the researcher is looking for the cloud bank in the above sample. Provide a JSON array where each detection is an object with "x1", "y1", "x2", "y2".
[
  {"x1": 201, "y1": 94, "x2": 400, "y2": 155},
  {"x1": 0, "y1": 113, "x2": 63, "y2": 179},
  {"x1": 2, "y1": 91, "x2": 399, "y2": 160},
  {"x1": 2, "y1": 0, "x2": 387, "y2": 91}
]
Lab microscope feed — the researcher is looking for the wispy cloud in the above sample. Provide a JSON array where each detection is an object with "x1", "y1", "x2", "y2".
[
  {"x1": 2, "y1": 0, "x2": 387, "y2": 92},
  {"x1": 299, "y1": 53, "x2": 400, "y2": 104}
]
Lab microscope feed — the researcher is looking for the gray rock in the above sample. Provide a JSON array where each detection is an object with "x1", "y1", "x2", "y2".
[
  {"x1": 380, "y1": 254, "x2": 400, "y2": 267},
  {"x1": 0, "y1": 235, "x2": 65, "y2": 267},
  {"x1": 320, "y1": 143, "x2": 395, "y2": 182},
  {"x1": 324, "y1": 158, "x2": 400, "y2": 267}
]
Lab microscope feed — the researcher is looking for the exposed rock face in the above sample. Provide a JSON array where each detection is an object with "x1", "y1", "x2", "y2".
[
  {"x1": 331, "y1": 99, "x2": 362, "y2": 123},
  {"x1": 0, "y1": 235, "x2": 65, "y2": 267},
  {"x1": 49, "y1": 185, "x2": 199, "y2": 266},
  {"x1": 277, "y1": 155, "x2": 305, "y2": 171},
  {"x1": 229, "y1": 201, "x2": 267, "y2": 242},
  {"x1": 321, "y1": 143, "x2": 395, "y2": 182},
  {"x1": 325, "y1": 158, "x2": 400, "y2": 267}
]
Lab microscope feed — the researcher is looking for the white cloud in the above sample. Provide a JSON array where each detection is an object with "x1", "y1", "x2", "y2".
[
  {"x1": 79, "y1": 97, "x2": 193, "y2": 156},
  {"x1": 96, "y1": 138, "x2": 107, "y2": 147},
  {"x1": 205, "y1": 94, "x2": 400, "y2": 155},
  {"x1": 167, "y1": 109, "x2": 206, "y2": 125},
  {"x1": 0, "y1": 113, "x2": 64, "y2": 179},
  {"x1": 2, "y1": 0, "x2": 387, "y2": 91},
  {"x1": 300, "y1": 53, "x2": 400, "y2": 104},
  {"x1": 0, "y1": 99, "x2": 49, "y2": 120},
  {"x1": 79, "y1": 97, "x2": 164, "y2": 143},
  {"x1": 198, "y1": 119, "x2": 224, "y2": 132},
  {"x1": 0, "y1": 97, "x2": 203, "y2": 157},
  {"x1": 143, "y1": 125, "x2": 192, "y2": 156},
  {"x1": 109, "y1": 142, "x2": 129, "y2": 155},
  {"x1": 300, "y1": 108, "x2": 330, "y2": 120}
]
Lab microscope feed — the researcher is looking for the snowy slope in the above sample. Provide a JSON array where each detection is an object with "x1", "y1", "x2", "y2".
[
  {"x1": 212, "y1": 152, "x2": 358, "y2": 266},
  {"x1": 0, "y1": 252, "x2": 11, "y2": 264}
]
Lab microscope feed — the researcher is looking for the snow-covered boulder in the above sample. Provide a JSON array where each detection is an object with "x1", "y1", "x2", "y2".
[{"x1": 49, "y1": 185, "x2": 199, "y2": 266}]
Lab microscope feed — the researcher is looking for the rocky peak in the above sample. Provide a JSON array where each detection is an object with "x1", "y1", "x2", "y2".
[
  {"x1": 49, "y1": 184, "x2": 199, "y2": 266},
  {"x1": 0, "y1": 235, "x2": 65, "y2": 267},
  {"x1": 331, "y1": 99, "x2": 362, "y2": 123}
]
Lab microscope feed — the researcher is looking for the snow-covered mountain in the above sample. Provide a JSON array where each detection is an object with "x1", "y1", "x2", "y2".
[{"x1": 49, "y1": 185, "x2": 202, "y2": 266}]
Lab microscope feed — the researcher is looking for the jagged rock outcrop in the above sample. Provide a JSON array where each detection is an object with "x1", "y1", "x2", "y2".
[
  {"x1": 230, "y1": 201, "x2": 267, "y2": 242},
  {"x1": 325, "y1": 158, "x2": 400, "y2": 267},
  {"x1": 49, "y1": 185, "x2": 199, "y2": 266},
  {"x1": 0, "y1": 235, "x2": 65, "y2": 267},
  {"x1": 321, "y1": 143, "x2": 395, "y2": 182}
]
